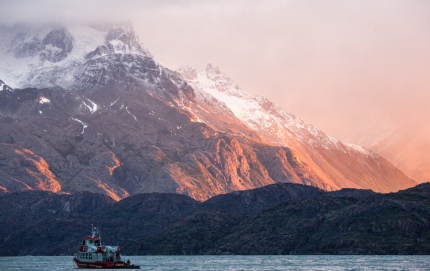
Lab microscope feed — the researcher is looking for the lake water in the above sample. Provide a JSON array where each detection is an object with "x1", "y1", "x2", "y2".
[{"x1": 0, "y1": 255, "x2": 429, "y2": 270}]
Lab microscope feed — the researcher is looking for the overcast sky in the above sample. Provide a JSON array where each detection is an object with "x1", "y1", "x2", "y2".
[{"x1": 2, "y1": 0, "x2": 430, "y2": 146}]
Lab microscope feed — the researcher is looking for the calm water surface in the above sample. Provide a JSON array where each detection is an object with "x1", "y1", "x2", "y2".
[{"x1": 0, "y1": 255, "x2": 429, "y2": 271}]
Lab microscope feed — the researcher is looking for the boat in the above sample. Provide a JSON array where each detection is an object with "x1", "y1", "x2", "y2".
[{"x1": 73, "y1": 225, "x2": 140, "y2": 269}]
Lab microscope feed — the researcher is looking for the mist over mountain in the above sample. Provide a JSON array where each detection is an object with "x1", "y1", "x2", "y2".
[
  {"x1": 0, "y1": 22, "x2": 416, "y2": 201},
  {"x1": 371, "y1": 120, "x2": 430, "y2": 184}
]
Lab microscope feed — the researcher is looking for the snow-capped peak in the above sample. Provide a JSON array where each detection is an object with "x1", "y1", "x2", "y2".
[
  {"x1": 85, "y1": 22, "x2": 151, "y2": 60},
  {"x1": 206, "y1": 63, "x2": 221, "y2": 76},
  {"x1": 0, "y1": 22, "x2": 151, "y2": 89}
]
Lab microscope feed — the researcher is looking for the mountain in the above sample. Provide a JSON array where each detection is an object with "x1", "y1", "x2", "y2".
[
  {"x1": 178, "y1": 65, "x2": 416, "y2": 193},
  {"x1": 1, "y1": 183, "x2": 429, "y2": 255},
  {"x1": 371, "y1": 121, "x2": 430, "y2": 184},
  {"x1": 0, "y1": 22, "x2": 415, "y2": 201}
]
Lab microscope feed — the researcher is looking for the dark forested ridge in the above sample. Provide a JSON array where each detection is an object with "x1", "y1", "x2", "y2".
[{"x1": 1, "y1": 183, "x2": 429, "y2": 256}]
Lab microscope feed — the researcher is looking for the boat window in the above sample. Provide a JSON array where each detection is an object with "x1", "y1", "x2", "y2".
[{"x1": 95, "y1": 240, "x2": 100, "y2": 246}]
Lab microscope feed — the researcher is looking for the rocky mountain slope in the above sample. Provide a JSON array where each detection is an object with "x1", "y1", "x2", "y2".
[
  {"x1": 0, "y1": 183, "x2": 429, "y2": 255},
  {"x1": 0, "y1": 22, "x2": 415, "y2": 201},
  {"x1": 179, "y1": 65, "x2": 416, "y2": 192}
]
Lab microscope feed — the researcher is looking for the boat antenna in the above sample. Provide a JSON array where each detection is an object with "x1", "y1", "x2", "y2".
[{"x1": 91, "y1": 224, "x2": 96, "y2": 238}]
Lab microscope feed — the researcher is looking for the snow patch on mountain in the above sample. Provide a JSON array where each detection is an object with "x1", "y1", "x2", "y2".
[
  {"x1": 125, "y1": 106, "x2": 137, "y2": 121},
  {"x1": 345, "y1": 143, "x2": 373, "y2": 156},
  {"x1": 71, "y1": 117, "x2": 88, "y2": 135},
  {"x1": 82, "y1": 97, "x2": 98, "y2": 113},
  {"x1": 38, "y1": 96, "x2": 51, "y2": 104},
  {"x1": 110, "y1": 98, "x2": 120, "y2": 107},
  {"x1": 66, "y1": 25, "x2": 107, "y2": 62}
]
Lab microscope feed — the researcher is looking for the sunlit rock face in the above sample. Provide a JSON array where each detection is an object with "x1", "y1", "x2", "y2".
[
  {"x1": 0, "y1": 22, "x2": 415, "y2": 201},
  {"x1": 0, "y1": 145, "x2": 61, "y2": 193}
]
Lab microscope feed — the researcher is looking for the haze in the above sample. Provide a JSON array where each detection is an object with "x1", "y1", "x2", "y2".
[{"x1": 1, "y1": 0, "x2": 430, "y2": 147}]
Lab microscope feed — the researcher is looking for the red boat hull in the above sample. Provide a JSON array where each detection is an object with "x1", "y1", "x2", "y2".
[
  {"x1": 73, "y1": 257, "x2": 114, "y2": 269},
  {"x1": 73, "y1": 258, "x2": 140, "y2": 269}
]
